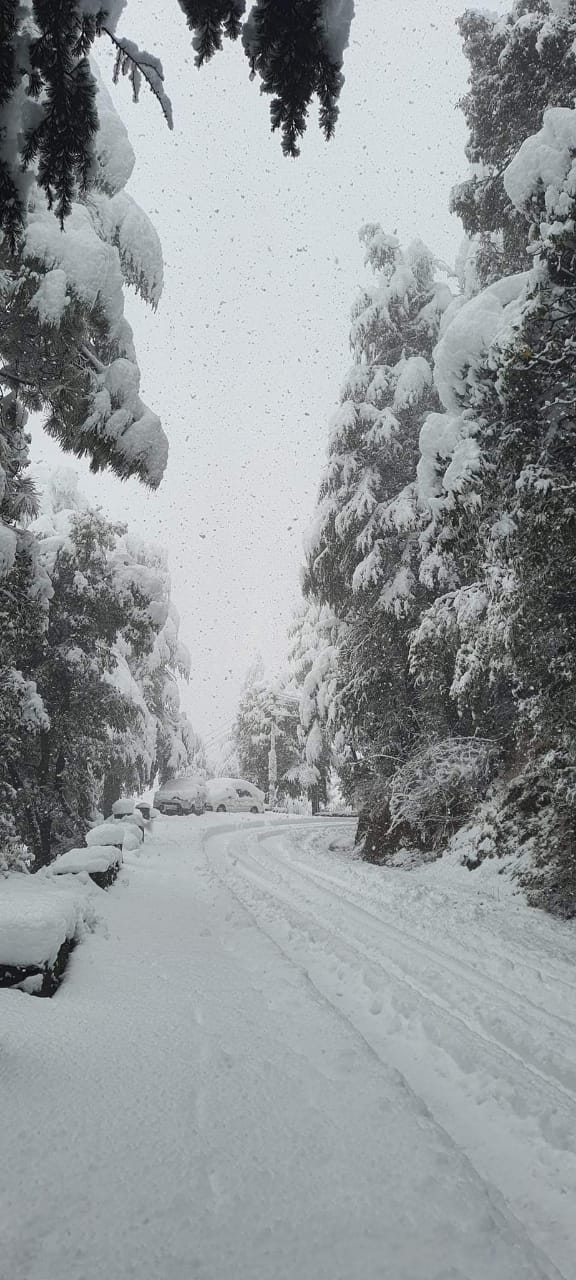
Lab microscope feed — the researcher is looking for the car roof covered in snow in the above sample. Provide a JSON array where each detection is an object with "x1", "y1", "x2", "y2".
[{"x1": 206, "y1": 777, "x2": 264, "y2": 798}]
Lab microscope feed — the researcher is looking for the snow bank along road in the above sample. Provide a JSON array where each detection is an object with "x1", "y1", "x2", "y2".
[{"x1": 2, "y1": 816, "x2": 575, "y2": 1280}]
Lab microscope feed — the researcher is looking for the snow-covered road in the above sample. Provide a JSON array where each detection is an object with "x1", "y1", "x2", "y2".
[{"x1": 2, "y1": 815, "x2": 575, "y2": 1280}]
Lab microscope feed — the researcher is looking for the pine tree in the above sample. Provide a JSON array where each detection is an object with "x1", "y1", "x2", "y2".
[
  {"x1": 32, "y1": 471, "x2": 203, "y2": 817},
  {"x1": 304, "y1": 226, "x2": 454, "y2": 849},
  {"x1": 0, "y1": 392, "x2": 49, "y2": 869},
  {"x1": 0, "y1": 1, "x2": 355, "y2": 249},
  {"x1": 286, "y1": 602, "x2": 335, "y2": 811},
  {"x1": 10, "y1": 508, "x2": 157, "y2": 864},
  {"x1": 452, "y1": 2, "x2": 576, "y2": 284},
  {"x1": 409, "y1": 17, "x2": 576, "y2": 911},
  {"x1": 234, "y1": 663, "x2": 301, "y2": 798}
]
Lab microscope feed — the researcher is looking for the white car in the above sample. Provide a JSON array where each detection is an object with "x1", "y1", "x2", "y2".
[
  {"x1": 205, "y1": 778, "x2": 265, "y2": 814},
  {"x1": 153, "y1": 776, "x2": 206, "y2": 816}
]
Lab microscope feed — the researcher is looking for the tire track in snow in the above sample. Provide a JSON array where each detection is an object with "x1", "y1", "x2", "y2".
[
  {"x1": 280, "y1": 821, "x2": 576, "y2": 1006},
  {"x1": 202, "y1": 817, "x2": 576, "y2": 1280},
  {"x1": 225, "y1": 833, "x2": 576, "y2": 1139},
  {"x1": 249, "y1": 829, "x2": 576, "y2": 1091}
]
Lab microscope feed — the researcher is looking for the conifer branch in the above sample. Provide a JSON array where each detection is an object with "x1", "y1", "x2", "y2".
[{"x1": 102, "y1": 28, "x2": 174, "y2": 130}]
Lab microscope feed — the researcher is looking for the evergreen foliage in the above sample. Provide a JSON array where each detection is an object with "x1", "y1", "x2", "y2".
[
  {"x1": 0, "y1": 469, "x2": 202, "y2": 866},
  {"x1": 242, "y1": 0, "x2": 344, "y2": 156},
  {"x1": 452, "y1": 1, "x2": 576, "y2": 282},
  {"x1": 301, "y1": 1, "x2": 576, "y2": 911},
  {"x1": 233, "y1": 662, "x2": 302, "y2": 800},
  {"x1": 303, "y1": 227, "x2": 455, "y2": 846}
]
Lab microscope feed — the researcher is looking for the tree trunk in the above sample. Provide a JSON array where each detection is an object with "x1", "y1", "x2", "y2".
[
  {"x1": 101, "y1": 772, "x2": 122, "y2": 819},
  {"x1": 36, "y1": 813, "x2": 52, "y2": 868}
]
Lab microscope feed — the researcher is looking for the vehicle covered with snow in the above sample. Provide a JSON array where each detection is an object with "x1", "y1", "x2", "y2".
[
  {"x1": 205, "y1": 778, "x2": 265, "y2": 814},
  {"x1": 153, "y1": 776, "x2": 206, "y2": 816}
]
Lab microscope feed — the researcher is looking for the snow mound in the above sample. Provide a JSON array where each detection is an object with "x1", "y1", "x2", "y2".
[
  {"x1": 112, "y1": 798, "x2": 134, "y2": 817},
  {"x1": 124, "y1": 811, "x2": 145, "y2": 831},
  {"x1": 86, "y1": 823, "x2": 125, "y2": 848},
  {"x1": 122, "y1": 829, "x2": 142, "y2": 853},
  {"x1": 50, "y1": 846, "x2": 122, "y2": 876},
  {"x1": 0, "y1": 875, "x2": 92, "y2": 967}
]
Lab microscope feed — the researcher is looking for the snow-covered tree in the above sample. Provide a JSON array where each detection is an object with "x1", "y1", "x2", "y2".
[
  {"x1": 284, "y1": 602, "x2": 336, "y2": 810},
  {"x1": 0, "y1": 0, "x2": 355, "y2": 257},
  {"x1": 410, "y1": 20, "x2": 576, "y2": 911},
  {"x1": 305, "y1": 227, "x2": 452, "y2": 612},
  {"x1": 2, "y1": 467, "x2": 202, "y2": 860},
  {"x1": 0, "y1": 393, "x2": 49, "y2": 869},
  {"x1": 0, "y1": 54, "x2": 167, "y2": 490},
  {"x1": 303, "y1": 227, "x2": 454, "y2": 842},
  {"x1": 233, "y1": 661, "x2": 301, "y2": 798},
  {"x1": 9, "y1": 505, "x2": 156, "y2": 864},
  {"x1": 452, "y1": 2, "x2": 576, "y2": 286}
]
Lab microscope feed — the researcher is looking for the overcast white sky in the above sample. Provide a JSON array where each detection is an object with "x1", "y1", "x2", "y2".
[{"x1": 31, "y1": 0, "x2": 471, "y2": 747}]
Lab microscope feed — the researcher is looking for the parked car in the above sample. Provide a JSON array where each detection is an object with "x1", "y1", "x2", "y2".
[
  {"x1": 153, "y1": 776, "x2": 206, "y2": 816},
  {"x1": 205, "y1": 778, "x2": 265, "y2": 814}
]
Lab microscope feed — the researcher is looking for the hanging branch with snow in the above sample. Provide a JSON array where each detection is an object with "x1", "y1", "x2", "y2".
[{"x1": 106, "y1": 33, "x2": 174, "y2": 129}]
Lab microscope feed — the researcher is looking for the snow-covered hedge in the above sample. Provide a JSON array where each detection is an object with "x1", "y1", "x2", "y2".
[
  {"x1": 112, "y1": 799, "x2": 135, "y2": 818},
  {"x1": 49, "y1": 845, "x2": 122, "y2": 878},
  {"x1": 0, "y1": 875, "x2": 94, "y2": 995},
  {"x1": 85, "y1": 823, "x2": 125, "y2": 849}
]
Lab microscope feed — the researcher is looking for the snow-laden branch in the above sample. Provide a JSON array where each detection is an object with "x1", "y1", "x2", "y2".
[{"x1": 103, "y1": 30, "x2": 174, "y2": 130}]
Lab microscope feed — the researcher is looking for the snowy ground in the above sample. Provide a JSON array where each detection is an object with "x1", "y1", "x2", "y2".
[{"x1": 2, "y1": 815, "x2": 575, "y2": 1280}]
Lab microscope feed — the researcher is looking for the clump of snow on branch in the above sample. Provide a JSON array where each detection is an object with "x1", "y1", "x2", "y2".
[
  {"x1": 431, "y1": 274, "x2": 528, "y2": 415},
  {"x1": 111, "y1": 38, "x2": 174, "y2": 130},
  {"x1": 92, "y1": 69, "x2": 136, "y2": 195},
  {"x1": 15, "y1": 56, "x2": 168, "y2": 488},
  {"x1": 504, "y1": 106, "x2": 576, "y2": 227}
]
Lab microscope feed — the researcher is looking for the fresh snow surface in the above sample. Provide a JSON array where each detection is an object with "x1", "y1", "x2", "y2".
[
  {"x1": 49, "y1": 846, "x2": 122, "y2": 877},
  {"x1": 504, "y1": 107, "x2": 576, "y2": 220},
  {"x1": 111, "y1": 798, "x2": 135, "y2": 817},
  {"x1": 2, "y1": 815, "x2": 575, "y2": 1280},
  {"x1": 121, "y1": 828, "x2": 143, "y2": 853},
  {"x1": 85, "y1": 822, "x2": 125, "y2": 848},
  {"x1": 0, "y1": 874, "x2": 93, "y2": 967}
]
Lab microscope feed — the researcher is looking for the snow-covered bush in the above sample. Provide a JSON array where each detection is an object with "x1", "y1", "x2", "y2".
[
  {"x1": 388, "y1": 738, "x2": 499, "y2": 847},
  {"x1": 0, "y1": 873, "x2": 94, "y2": 994}
]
